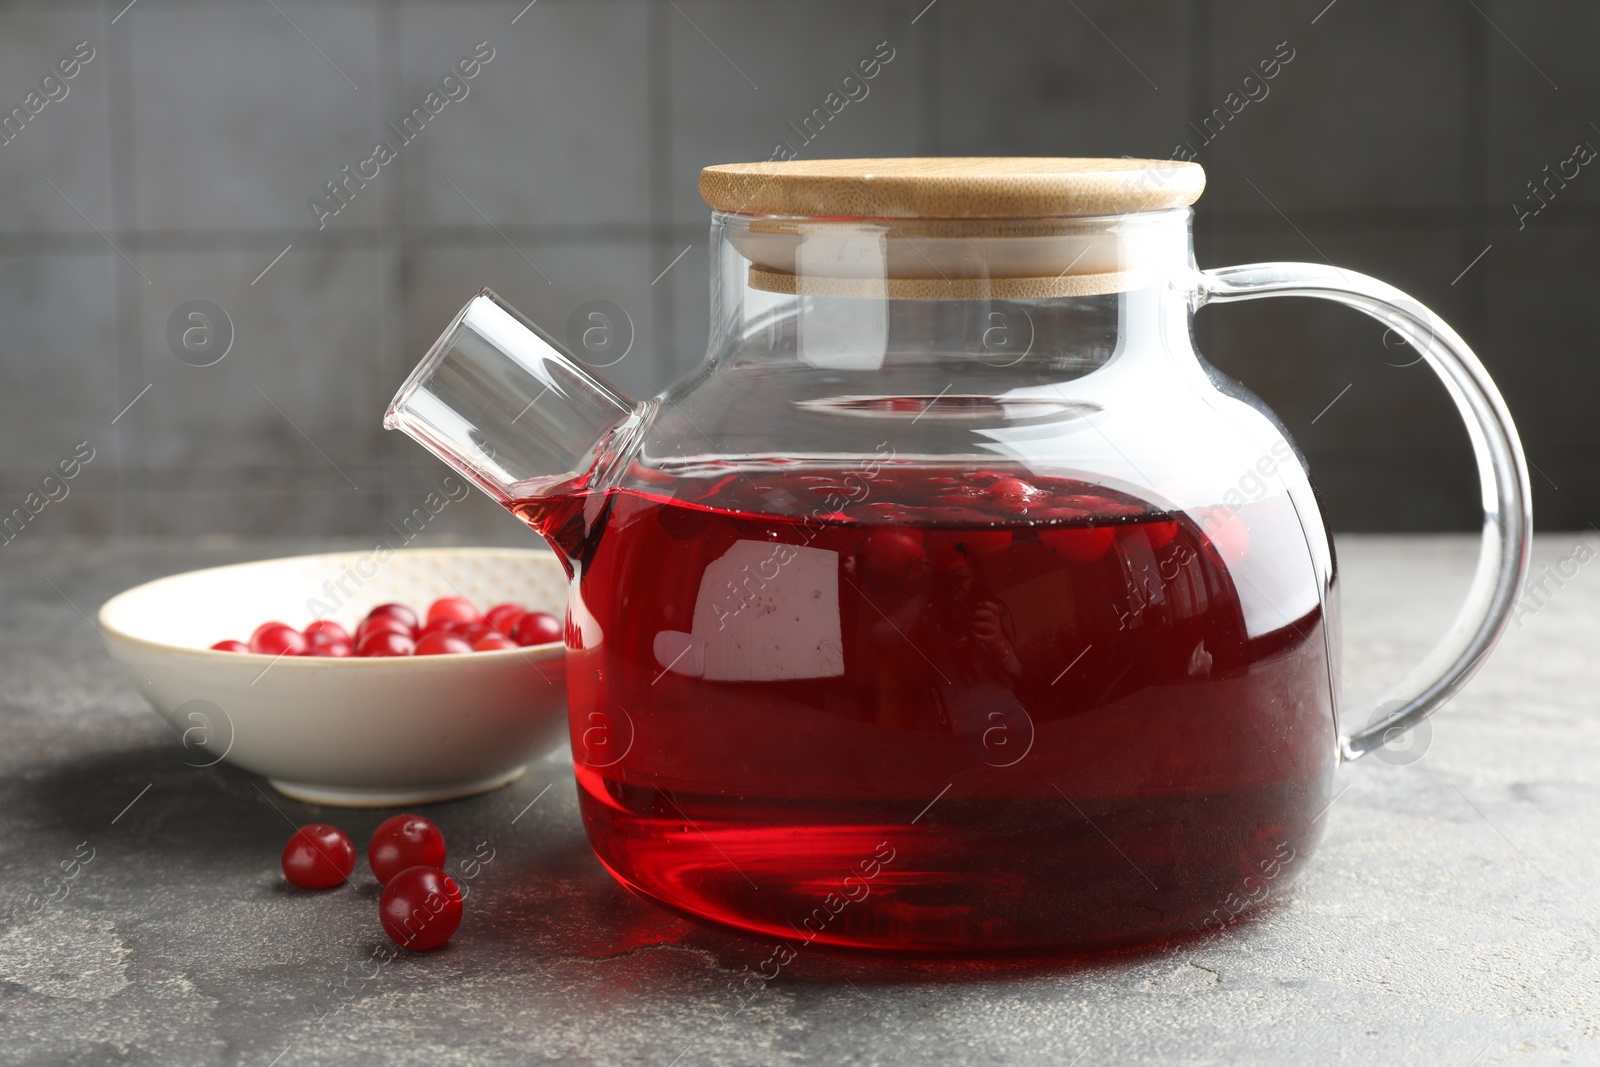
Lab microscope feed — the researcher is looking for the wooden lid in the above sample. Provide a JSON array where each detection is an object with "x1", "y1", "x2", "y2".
[
  {"x1": 699, "y1": 157, "x2": 1205, "y2": 219},
  {"x1": 746, "y1": 266, "x2": 1140, "y2": 301},
  {"x1": 728, "y1": 218, "x2": 1155, "y2": 300}
]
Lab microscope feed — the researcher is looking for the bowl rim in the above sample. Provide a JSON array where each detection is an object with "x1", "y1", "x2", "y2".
[{"x1": 97, "y1": 546, "x2": 566, "y2": 667}]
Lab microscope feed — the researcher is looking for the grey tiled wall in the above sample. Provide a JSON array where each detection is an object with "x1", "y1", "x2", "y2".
[{"x1": 0, "y1": 0, "x2": 1589, "y2": 541}]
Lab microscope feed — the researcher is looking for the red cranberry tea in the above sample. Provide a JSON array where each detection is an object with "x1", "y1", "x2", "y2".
[{"x1": 517, "y1": 465, "x2": 1337, "y2": 952}]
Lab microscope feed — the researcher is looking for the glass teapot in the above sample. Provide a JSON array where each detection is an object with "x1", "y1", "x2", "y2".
[{"x1": 385, "y1": 158, "x2": 1530, "y2": 953}]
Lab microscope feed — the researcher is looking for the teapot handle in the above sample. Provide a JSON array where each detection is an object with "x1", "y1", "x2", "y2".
[{"x1": 1197, "y1": 263, "x2": 1532, "y2": 762}]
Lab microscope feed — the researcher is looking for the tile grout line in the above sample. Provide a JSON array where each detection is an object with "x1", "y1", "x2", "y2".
[
  {"x1": 1187, "y1": 0, "x2": 1212, "y2": 274},
  {"x1": 913, "y1": 0, "x2": 941, "y2": 155},
  {"x1": 103, "y1": 0, "x2": 144, "y2": 542},
  {"x1": 376, "y1": 0, "x2": 409, "y2": 545},
  {"x1": 1463, "y1": 0, "x2": 1493, "y2": 350},
  {"x1": 0, "y1": 206, "x2": 1560, "y2": 261},
  {"x1": 648, "y1": 0, "x2": 676, "y2": 382}
]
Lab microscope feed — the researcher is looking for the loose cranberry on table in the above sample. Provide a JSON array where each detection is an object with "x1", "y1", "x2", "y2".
[
  {"x1": 379, "y1": 866, "x2": 463, "y2": 950},
  {"x1": 250, "y1": 622, "x2": 308, "y2": 657},
  {"x1": 281, "y1": 824, "x2": 356, "y2": 889},
  {"x1": 356, "y1": 630, "x2": 415, "y2": 657},
  {"x1": 368, "y1": 813, "x2": 447, "y2": 885},
  {"x1": 513, "y1": 611, "x2": 562, "y2": 647},
  {"x1": 426, "y1": 597, "x2": 480, "y2": 628}
]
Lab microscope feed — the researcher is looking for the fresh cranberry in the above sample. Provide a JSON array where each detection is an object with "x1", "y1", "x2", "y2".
[
  {"x1": 303, "y1": 620, "x2": 351, "y2": 648},
  {"x1": 459, "y1": 622, "x2": 495, "y2": 642},
  {"x1": 927, "y1": 504, "x2": 994, "y2": 525},
  {"x1": 250, "y1": 622, "x2": 308, "y2": 657},
  {"x1": 987, "y1": 477, "x2": 1046, "y2": 508},
  {"x1": 368, "y1": 814, "x2": 447, "y2": 885},
  {"x1": 952, "y1": 530, "x2": 1013, "y2": 556},
  {"x1": 357, "y1": 614, "x2": 413, "y2": 643},
  {"x1": 484, "y1": 603, "x2": 524, "y2": 637},
  {"x1": 414, "y1": 630, "x2": 473, "y2": 656},
  {"x1": 1133, "y1": 520, "x2": 1180, "y2": 550},
  {"x1": 210, "y1": 640, "x2": 249, "y2": 653},
  {"x1": 1200, "y1": 511, "x2": 1251, "y2": 566},
  {"x1": 426, "y1": 597, "x2": 480, "y2": 627},
  {"x1": 848, "y1": 503, "x2": 920, "y2": 524},
  {"x1": 281, "y1": 824, "x2": 355, "y2": 889},
  {"x1": 931, "y1": 487, "x2": 984, "y2": 504},
  {"x1": 927, "y1": 531, "x2": 1019, "y2": 565},
  {"x1": 307, "y1": 639, "x2": 355, "y2": 657},
  {"x1": 1039, "y1": 512, "x2": 1116, "y2": 562},
  {"x1": 367, "y1": 603, "x2": 419, "y2": 633},
  {"x1": 379, "y1": 867, "x2": 462, "y2": 950},
  {"x1": 471, "y1": 633, "x2": 518, "y2": 651},
  {"x1": 927, "y1": 537, "x2": 967, "y2": 572},
  {"x1": 416, "y1": 617, "x2": 466, "y2": 641},
  {"x1": 513, "y1": 611, "x2": 563, "y2": 647},
  {"x1": 854, "y1": 529, "x2": 926, "y2": 592},
  {"x1": 1055, "y1": 494, "x2": 1135, "y2": 517},
  {"x1": 356, "y1": 630, "x2": 415, "y2": 657}
]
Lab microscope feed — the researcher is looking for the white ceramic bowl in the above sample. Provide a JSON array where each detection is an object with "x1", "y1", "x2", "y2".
[{"x1": 98, "y1": 548, "x2": 569, "y2": 806}]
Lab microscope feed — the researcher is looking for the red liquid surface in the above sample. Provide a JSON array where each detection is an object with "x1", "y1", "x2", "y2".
[{"x1": 519, "y1": 465, "x2": 1337, "y2": 952}]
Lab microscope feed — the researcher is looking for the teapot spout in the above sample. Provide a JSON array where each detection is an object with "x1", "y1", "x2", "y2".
[{"x1": 384, "y1": 288, "x2": 640, "y2": 520}]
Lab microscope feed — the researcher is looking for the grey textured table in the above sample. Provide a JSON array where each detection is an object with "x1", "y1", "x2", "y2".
[{"x1": 2, "y1": 536, "x2": 1597, "y2": 1066}]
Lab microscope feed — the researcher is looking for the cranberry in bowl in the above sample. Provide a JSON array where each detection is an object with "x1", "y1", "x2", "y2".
[{"x1": 96, "y1": 548, "x2": 567, "y2": 806}]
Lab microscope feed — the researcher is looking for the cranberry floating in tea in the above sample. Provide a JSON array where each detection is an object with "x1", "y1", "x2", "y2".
[{"x1": 384, "y1": 158, "x2": 1531, "y2": 952}]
